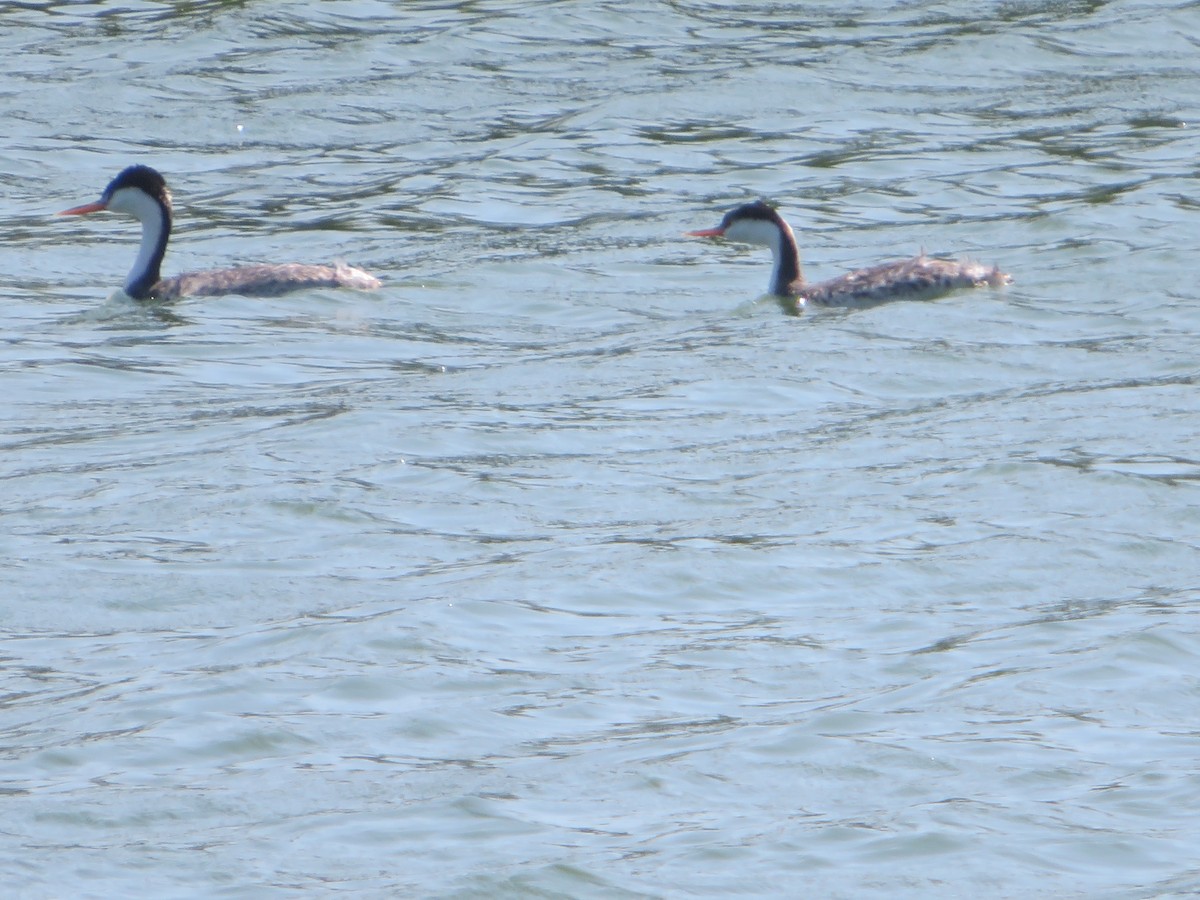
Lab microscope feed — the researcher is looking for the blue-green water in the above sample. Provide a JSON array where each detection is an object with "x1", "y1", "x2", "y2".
[{"x1": 3, "y1": 2, "x2": 1200, "y2": 897}]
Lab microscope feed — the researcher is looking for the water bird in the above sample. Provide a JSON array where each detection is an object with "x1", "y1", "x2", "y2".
[
  {"x1": 688, "y1": 200, "x2": 1009, "y2": 309},
  {"x1": 58, "y1": 165, "x2": 381, "y2": 300}
]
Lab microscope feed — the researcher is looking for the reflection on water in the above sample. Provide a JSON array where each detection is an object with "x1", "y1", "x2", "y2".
[{"x1": 3, "y1": 1, "x2": 1200, "y2": 897}]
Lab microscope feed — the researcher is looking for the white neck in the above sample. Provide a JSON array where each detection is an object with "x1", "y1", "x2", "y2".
[
  {"x1": 106, "y1": 186, "x2": 169, "y2": 297},
  {"x1": 724, "y1": 216, "x2": 801, "y2": 295}
]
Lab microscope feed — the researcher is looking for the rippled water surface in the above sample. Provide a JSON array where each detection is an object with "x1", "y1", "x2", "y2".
[{"x1": 3, "y1": 1, "x2": 1200, "y2": 897}]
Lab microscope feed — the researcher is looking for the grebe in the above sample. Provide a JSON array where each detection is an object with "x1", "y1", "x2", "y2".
[
  {"x1": 688, "y1": 200, "x2": 1009, "y2": 309},
  {"x1": 58, "y1": 165, "x2": 382, "y2": 301}
]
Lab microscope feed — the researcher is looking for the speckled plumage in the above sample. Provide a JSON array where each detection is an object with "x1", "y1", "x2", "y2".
[
  {"x1": 795, "y1": 253, "x2": 1010, "y2": 307},
  {"x1": 153, "y1": 262, "x2": 383, "y2": 301}
]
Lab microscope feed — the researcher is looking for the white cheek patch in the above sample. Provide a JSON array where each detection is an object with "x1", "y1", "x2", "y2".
[
  {"x1": 106, "y1": 186, "x2": 163, "y2": 222},
  {"x1": 724, "y1": 218, "x2": 782, "y2": 248}
]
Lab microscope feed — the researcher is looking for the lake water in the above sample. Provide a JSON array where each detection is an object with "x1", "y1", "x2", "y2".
[{"x1": 3, "y1": 1, "x2": 1200, "y2": 897}]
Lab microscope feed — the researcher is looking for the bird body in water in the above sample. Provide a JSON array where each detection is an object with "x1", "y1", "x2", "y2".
[
  {"x1": 689, "y1": 200, "x2": 1009, "y2": 310},
  {"x1": 58, "y1": 165, "x2": 381, "y2": 301}
]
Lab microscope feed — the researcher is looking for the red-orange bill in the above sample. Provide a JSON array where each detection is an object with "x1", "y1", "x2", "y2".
[
  {"x1": 57, "y1": 201, "x2": 107, "y2": 216},
  {"x1": 686, "y1": 227, "x2": 725, "y2": 237}
]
